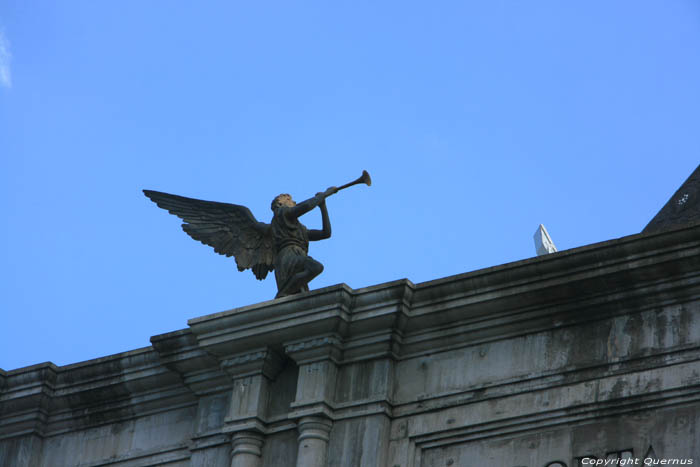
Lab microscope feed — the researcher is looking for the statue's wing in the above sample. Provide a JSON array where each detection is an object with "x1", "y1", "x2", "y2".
[{"x1": 143, "y1": 190, "x2": 274, "y2": 280}]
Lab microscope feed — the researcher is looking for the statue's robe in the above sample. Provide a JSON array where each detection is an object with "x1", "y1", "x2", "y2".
[{"x1": 271, "y1": 206, "x2": 313, "y2": 296}]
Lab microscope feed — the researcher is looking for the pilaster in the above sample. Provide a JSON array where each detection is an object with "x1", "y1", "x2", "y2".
[
  {"x1": 219, "y1": 348, "x2": 284, "y2": 467},
  {"x1": 285, "y1": 335, "x2": 343, "y2": 467},
  {"x1": 230, "y1": 431, "x2": 265, "y2": 467},
  {"x1": 295, "y1": 416, "x2": 333, "y2": 467},
  {"x1": 285, "y1": 335, "x2": 342, "y2": 420}
]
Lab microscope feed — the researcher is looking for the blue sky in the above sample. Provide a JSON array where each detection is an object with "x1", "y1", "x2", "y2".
[{"x1": 1, "y1": 1, "x2": 698, "y2": 371}]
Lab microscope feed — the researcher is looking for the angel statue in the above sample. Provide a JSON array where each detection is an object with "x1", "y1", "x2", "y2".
[{"x1": 144, "y1": 170, "x2": 371, "y2": 299}]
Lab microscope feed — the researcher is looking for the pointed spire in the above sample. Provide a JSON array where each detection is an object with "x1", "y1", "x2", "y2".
[{"x1": 534, "y1": 224, "x2": 557, "y2": 256}]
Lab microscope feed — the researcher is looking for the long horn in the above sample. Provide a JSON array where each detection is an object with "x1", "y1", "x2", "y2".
[{"x1": 337, "y1": 170, "x2": 372, "y2": 192}]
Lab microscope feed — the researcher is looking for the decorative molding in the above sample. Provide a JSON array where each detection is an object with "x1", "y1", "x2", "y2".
[
  {"x1": 297, "y1": 416, "x2": 333, "y2": 443},
  {"x1": 67, "y1": 443, "x2": 191, "y2": 467},
  {"x1": 0, "y1": 349, "x2": 195, "y2": 439},
  {"x1": 284, "y1": 335, "x2": 344, "y2": 364},
  {"x1": 150, "y1": 328, "x2": 230, "y2": 396},
  {"x1": 288, "y1": 401, "x2": 336, "y2": 421},
  {"x1": 285, "y1": 336, "x2": 342, "y2": 354},
  {"x1": 188, "y1": 432, "x2": 229, "y2": 451},
  {"x1": 231, "y1": 430, "x2": 265, "y2": 457},
  {"x1": 220, "y1": 348, "x2": 285, "y2": 380}
]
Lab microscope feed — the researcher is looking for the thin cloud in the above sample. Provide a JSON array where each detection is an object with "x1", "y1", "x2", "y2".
[{"x1": 0, "y1": 29, "x2": 11, "y2": 88}]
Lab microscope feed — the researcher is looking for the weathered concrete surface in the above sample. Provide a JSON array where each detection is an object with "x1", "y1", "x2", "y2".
[{"x1": 1, "y1": 223, "x2": 699, "y2": 466}]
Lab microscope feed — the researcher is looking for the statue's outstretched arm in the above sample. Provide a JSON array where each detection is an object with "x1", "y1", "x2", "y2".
[
  {"x1": 308, "y1": 200, "x2": 331, "y2": 241},
  {"x1": 287, "y1": 186, "x2": 338, "y2": 219}
]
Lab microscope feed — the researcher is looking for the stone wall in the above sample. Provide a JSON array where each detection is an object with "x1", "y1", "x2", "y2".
[{"x1": 1, "y1": 223, "x2": 699, "y2": 466}]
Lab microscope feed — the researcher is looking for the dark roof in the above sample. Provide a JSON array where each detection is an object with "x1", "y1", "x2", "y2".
[{"x1": 643, "y1": 164, "x2": 700, "y2": 234}]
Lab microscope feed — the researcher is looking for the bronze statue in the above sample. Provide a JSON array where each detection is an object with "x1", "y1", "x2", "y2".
[{"x1": 144, "y1": 170, "x2": 371, "y2": 298}]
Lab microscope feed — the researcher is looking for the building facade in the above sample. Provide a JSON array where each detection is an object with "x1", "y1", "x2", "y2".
[{"x1": 2, "y1": 168, "x2": 700, "y2": 467}]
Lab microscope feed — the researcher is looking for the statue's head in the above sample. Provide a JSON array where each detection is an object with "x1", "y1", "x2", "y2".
[{"x1": 271, "y1": 193, "x2": 296, "y2": 211}]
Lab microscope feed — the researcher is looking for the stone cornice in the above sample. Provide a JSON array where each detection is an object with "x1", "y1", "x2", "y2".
[
  {"x1": 188, "y1": 284, "x2": 354, "y2": 360},
  {"x1": 184, "y1": 224, "x2": 700, "y2": 366},
  {"x1": 150, "y1": 329, "x2": 230, "y2": 395},
  {"x1": 409, "y1": 223, "x2": 700, "y2": 322},
  {"x1": 220, "y1": 348, "x2": 285, "y2": 380},
  {"x1": 2, "y1": 223, "x2": 698, "y2": 442},
  {"x1": 285, "y1": 335, "x2": 344, "y2": 365},
  {"x1": 0, "y1": 348, "x2": 194, "y2": 439}
]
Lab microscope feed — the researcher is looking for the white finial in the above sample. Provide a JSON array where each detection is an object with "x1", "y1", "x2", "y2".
[{"x1": 534, "y1": 224, "x2": 557, "y2": 256}]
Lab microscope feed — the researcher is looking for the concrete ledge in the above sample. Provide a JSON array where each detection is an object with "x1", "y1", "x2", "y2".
[{"x1": 1, "y1": 223, "x2": 698, "y2": 466}]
